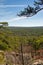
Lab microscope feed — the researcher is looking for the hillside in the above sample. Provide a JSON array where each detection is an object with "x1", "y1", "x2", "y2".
[
  {"x1": 0, "y1": 27, "x2": 43, "y2": 51},
  {"x1": 0, "y1": 27, "x2": 43, "y2": 65}
]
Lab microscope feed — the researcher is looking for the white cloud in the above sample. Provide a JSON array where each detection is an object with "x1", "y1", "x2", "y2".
[
  {"x1": 0, "y1": 5, "x2": 27, "y2": 8},
  {"x1": 7, "y1": 17, "x2": 26, "y2": 22},
  {"x1": 0, "y1": 16, "x2": 26, "y2": 23}
]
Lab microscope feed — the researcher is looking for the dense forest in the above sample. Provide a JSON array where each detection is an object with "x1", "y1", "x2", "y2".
[
  {"x1": 0, "y1": 27, "x2": 43, "y2": 65},
  {"x1": 0, "y1": 27, "x2": 43, "y2": 50},
  {"x1": 0, "y1": 27, "x2": 43, "y2": 51}
]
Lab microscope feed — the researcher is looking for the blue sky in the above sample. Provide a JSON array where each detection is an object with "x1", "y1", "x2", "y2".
[{"x1": 0, "y1": 0, "x2": 43, "y2": 27}]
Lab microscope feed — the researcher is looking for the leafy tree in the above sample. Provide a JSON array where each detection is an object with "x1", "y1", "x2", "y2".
[
  {"x1": 18, "y1": 0, "x2": 43, "y2": 17},
  {"x1": 27, "y1": 36, "x2": 41, "y2": 57},
  {"x1": 0, "y1": 22, "x2": 8, "y2": 27}
]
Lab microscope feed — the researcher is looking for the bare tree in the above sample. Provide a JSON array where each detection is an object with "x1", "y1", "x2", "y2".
[{"x1": 20, "y1": 43, "x2": 24, "y2": 65}]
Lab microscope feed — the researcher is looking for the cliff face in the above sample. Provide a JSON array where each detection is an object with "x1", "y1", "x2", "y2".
[
  {"x1": 4, "y1": 51, "x2": 32, "y2": 65},
  {"x1": 0, "y1": 49, "x2": 32, "y2": 65},
  {"x1": 5, "y1": 51, "x2": 43, "y2": 65},
  {"x1": 0, "y1": 45, "x2": 43, "y2": 65}
]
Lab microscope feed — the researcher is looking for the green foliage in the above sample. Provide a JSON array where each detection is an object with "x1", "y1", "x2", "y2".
[
  {"x1": 0, "y1": 27, "x2": 43, "y2": 52},
  {"x1": 0, "y1": 27, "x2": 43, "y2": 65},
  {"x1": 18, "y1": 0, "x2": 43, "y2": 17}
]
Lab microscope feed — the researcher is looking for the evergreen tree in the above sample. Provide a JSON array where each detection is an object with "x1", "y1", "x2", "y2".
[{"x1": 18, "y1": 0, "x2": 43, "y2": 17}]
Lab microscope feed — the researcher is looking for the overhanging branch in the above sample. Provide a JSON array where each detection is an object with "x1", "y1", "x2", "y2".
[{"x1": 36, "y1": 8, "x2": 43, "y2": 13}]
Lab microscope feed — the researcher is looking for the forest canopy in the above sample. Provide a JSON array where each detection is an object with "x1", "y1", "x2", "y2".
[{"x1": 0, "y1": 27, "x2": 43, "y2": 51}]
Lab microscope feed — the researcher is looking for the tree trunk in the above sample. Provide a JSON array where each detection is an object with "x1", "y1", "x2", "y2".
[{"x1": 20, "y1": 43, "x2": 24, "y2": 65}]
